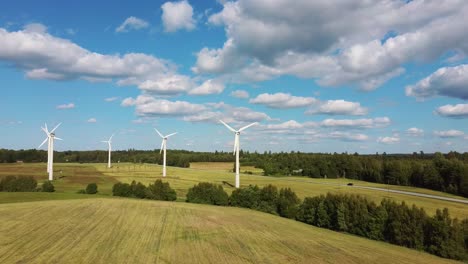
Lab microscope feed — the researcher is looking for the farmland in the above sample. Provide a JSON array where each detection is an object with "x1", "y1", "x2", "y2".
[
  {"x1": 0, "y1": 162, "x2": 467, "y2": 218},
  {"x1": 0, "y1": 198, "x2": 459, "y2": 264}
]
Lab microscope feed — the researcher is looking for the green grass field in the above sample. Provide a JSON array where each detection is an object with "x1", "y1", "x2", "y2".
[
  {"x1": 0, "y1": 198, "x2": 459, "y2": 264},
  {"x1": 1, "y1": 162, "x2": 467, "y2": 218}
]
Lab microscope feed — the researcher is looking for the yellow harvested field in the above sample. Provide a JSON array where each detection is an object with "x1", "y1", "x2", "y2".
[{"x1": 0, "y1": 198, "x2": 458, "y2": 264}]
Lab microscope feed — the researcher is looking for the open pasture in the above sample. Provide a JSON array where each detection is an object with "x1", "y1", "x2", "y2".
[{"x1": 0, "y1": 198, "x2": 458, "y2": 264}]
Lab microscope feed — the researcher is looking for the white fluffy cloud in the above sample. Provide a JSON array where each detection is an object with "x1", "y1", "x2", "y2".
[
  {"x1": 194, "y1": 0, "x2": 468, "y2": 90},
  {"x1": 87, "y1": 118, "x2": 97, "y2": 123},
  {"x1": 377, "y1": 136, "x2": 400, "y2": 144},
  {"x1": 407, "y1": 127, "x2": 424, "y2": 137},
  {"x1": 249, "y1": 93, "x2": 317, "y2": 109},
  {"x1": 435, "y1": 103, "x2": 468, "y2": 118},
  {"x1": 56, "y1": 103, "x2": 75, "y2": 109},
  {"x1": 434, "y1": 130, "x2": 465, "y2": 138},
  {"x1": 306, "y1": 100, "x2": 367, "y2": 116},
  {"x1": 189, "y1": 79, "x2": 225, "y2": 95},
  {"x1": 321, "y1": 117, "x2": 390, "y2": 129},
  {"x1": 161, "y1": 0, "x2": 196, "y2": 32},
  {"x1": 116, "y1": 16, "x2": 149, "y2": 33},
  {"x1": 230, "y1": 90, "x2": 249, "y2": 99},
  {"x1": 406, "y1": 64, "x2": 468, "y2": 100},
  {"x1": 121, "y1": 95, "x2": 206, "y2": 116}
]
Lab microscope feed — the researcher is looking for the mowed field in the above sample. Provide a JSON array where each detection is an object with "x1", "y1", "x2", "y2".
[
  {"x1": 0, "y1": 198, "x2": 459, "y2": 264},
  {"x1": 1, "y1": 162, "x2": 467, "y2": 218}
]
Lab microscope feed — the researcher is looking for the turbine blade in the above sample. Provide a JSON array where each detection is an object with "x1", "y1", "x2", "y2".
[
  {"x1": 219, "y1": 120, "x2": 236, "y2": 133},
  {"x1": 41, "y1": 127, "x2": 48, "y2": 134},
  {"x1": 38, "y1": 138, "x2": 48, "y2": 148},
  {"x1": 101, "y1": 141, "x2": 108, "y2": 143},
  {"x1": 54, "y1": 137, "x2": 63, "y2": 141},
  {"x1": 109, "y1": 133, "x2": 114, "y2": 142},
  {"x1": 50, "y1": 123, "x2": 62, "y2": 133},
  {"x1": 44, "y1": 123, "x2": 49, "y2": 133},
  {"x1": 166, "y1": 132, "x2": 178, "y2": 138},
  {"x1": 154, "y1": 128, "x2": 164, "y2": 138},
  {"x1": 239, "y1": 122, "x2": 258, "y2": 132},
  {"x1": 160, "y1": 140, "x2": 164, "y2": 154}
]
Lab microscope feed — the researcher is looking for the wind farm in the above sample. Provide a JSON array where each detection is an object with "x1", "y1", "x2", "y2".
[{"x1": 2, "y1": 1, "x2": 468, "y2": 263}]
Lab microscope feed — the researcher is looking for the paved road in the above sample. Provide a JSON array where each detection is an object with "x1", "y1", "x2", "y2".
[
  {"x1": 350, "y1": 185, "x2": 468, "y2": 204},
  {"x1": 278, "y1": 177, "x2": 468, "y2": 204}
]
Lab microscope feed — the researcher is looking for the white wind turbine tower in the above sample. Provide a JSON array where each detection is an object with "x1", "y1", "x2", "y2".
[
  {"x1": 154, "y1": 128, "x2": 177, "y2": 177},
  {"x1": 219, "y1": 120, "x2": 257, "y2": 188},
  {"x1": 101, "y1": 134, "x2": 114, "y2": 168},
  {"x1": 38, "y1": 123, "x2": 63, "y2": 181}
]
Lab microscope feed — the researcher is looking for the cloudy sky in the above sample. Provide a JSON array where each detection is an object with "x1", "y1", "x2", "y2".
[{"x1": 1, "y1": 0, "x2": 468, "y2": 153}]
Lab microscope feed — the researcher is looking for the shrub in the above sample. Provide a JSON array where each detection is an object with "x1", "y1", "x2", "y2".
[
  {"x1": 146, "y1": 180, "x2": 176, "y2": 201},
  {"x1": 186, "y1": 182, "x2": 228, "y2": 206},
  {"x1": 42, "y1": 180, "x2": 55, "y2": 192},
  {"x1": 85, "y1": 183, "x2": 98, "y2": 194},
  {"x1": 112, "y1": 182, "x2": 132, "y2": 197},
  {"x1": 77, "y1": 189, "x2": 86, "y2": 194},
  {"x1": 0, "y1": 176, "x2": 37, "y2": 192},
  {"x1": 130, "y1": 181, "x2": 147, "y2": 199}
]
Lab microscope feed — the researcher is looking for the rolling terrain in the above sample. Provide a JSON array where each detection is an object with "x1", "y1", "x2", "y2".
[{"x1": 0, "y1": 198, "x2": 459, "y2": 264}]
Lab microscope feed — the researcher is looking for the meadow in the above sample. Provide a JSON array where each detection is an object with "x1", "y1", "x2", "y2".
[
  {"x1": 0, "y1": 162, "x2": 467, "y2": 218},
  {"x1": 0, "y1": 198, "x2": 459, "y2": 264}
]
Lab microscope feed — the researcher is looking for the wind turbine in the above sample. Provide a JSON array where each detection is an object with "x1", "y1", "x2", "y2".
[
  {"x1": 154, "y1": 128, "x2": 177, "y2": 177},
  {"x1": 38, "y1": 123, "x2": 62, "y2": 181},
  {"x1": 101, "y1": 134, "x2": 114, "y2": 168},
  {"x1": 219, "y1": 120, "x2": 257, "y2": 188}
]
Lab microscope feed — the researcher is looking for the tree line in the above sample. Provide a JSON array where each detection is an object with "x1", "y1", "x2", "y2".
[
  {"x1": 2, "y1": 149, "x2": 468, "y2": 197},
  {"x1": 183, "y1": 182, "x2": 468, "y2": 261}
]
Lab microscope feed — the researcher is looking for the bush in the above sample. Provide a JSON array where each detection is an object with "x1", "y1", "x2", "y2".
[
  {"x1": 0, "y1": 176, "x2": 37, "y2": 192},
  {"x1": 130, "y1": 181, "x2": 147, "y2": 199},
  {"x1": 112, "y1": 182, "x2": 132, "y2": 197},
  {"x1": 85, "y1": 183, "x2": 98, "y2": 194},
  {"x1": 77, "y1": 189, "x2": 86, "y2": 194},
  {"x1": 186, "y1": 182, "x2": 228, "y2": 206},
  {"x1": 42, "y1": 180, "x2": 55, "y2": 192},
  {"x1": 146, "y1": 180, "x2": 176, "y2": 201}
]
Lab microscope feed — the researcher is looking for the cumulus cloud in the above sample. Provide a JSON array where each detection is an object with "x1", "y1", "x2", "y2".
[
  {"x1": 116, "y1": 16, "x2": 149, "y2": 33},
  {"x1": 87, "y1": 118, "x2": 97, "y2": 123},
  {"x1": 56, "y1": 103, "x2": 75, "y2": 109},
  {"x1": 121, "y1": 95, "x2": 206, "y2": 116},
  {"x1": 230, "y1": 90, "x2": 249, "y2": 99},
  {"x1": 435, "y1": 103, "x2": 468, "y2": 118},
  {"x1": 306, "y1": 99, "x2": 368, "y2": 116},
  {"x1": 122, "y1": 95, "x2": 271, "y2": 124},
  {"x1": 434, "y1": 130, "x2": 464, "y2": 138},
  {"x1": 161, "y1": 0, "x2": 196, "y2": 32},
  {"x1": 249, "y1": 93, "x2": 317, "y2": 109},
  {"x1": 194, "y1": 0, "x2": 468, "y2": 90},
  {"x1": 407, "y1": 127, "x2": 424, "y2": 137},
  {"x1": 189, "y1": 79, "x2": 225, "y2": 95},
  {"x1": 326, "y1": 131, "x2": 369, "y2": 142},
  {"x1": 377, "y1": 136, "x2": 400, "y2": 144},
  {"x1": 321, "y1": 117, "x2": 390, "y2": 129},
  {"x1": 406, "y1": 64, "x2": 468, "y2": 100},
  {"x1": 0, "y1": 24, "x2": 199, "y2": 96}
]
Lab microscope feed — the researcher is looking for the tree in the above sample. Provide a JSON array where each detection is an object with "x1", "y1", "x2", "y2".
[
  {"x1": 146, "y1": 180, "x2": 176, "y2": 201},
  {"x1": 186, "y1": 182, "x2": 229, "y2": 206},
  {"x1": 277, "y1": 188, "x2": 300, "y2": 219},
  {"x1": 42, "y1": 180, "x2": 55, "y2": 192},
  {"x1": 86, "y1": 183, "x2": 98, "y2": 194}
]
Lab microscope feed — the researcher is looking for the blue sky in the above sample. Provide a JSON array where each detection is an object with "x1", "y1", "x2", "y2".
[{"x1": 1, "y1": 0, "x2": 468, "y2": 154}]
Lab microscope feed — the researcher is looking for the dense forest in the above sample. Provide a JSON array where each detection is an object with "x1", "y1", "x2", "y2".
[{"x1": 1, "y1": 148, "x2": 468, "y2": 197}]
